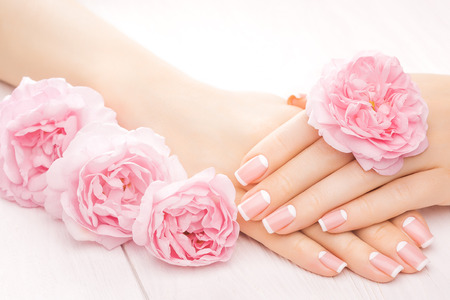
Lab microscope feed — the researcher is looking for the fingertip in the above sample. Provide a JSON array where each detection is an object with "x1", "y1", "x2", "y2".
[
  {"x1": 318, "y1": 219, "x2": 328, "y2": 232},
  {"x1": 421, "y1": 236, "x2": 434, "y2": 248},
  {"x1": 391, "y1": 211, "x2": 434, "y2": 248},
  {"x1": 234, "y1": 170, "x2": 248, "y2": 187}
]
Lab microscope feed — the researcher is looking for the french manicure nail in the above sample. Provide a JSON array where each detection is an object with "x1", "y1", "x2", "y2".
[
  {"x1": 402, "y1": 217, "x2": 434, "y2": 248},
  {"x1": 262, "y1": 205, "x2": 296, "y2": 234},
  {"x1": 369, "y1": 252, "x2": 404, "y2": 278},
  {"x1": 318, "y1": 209, "x2": 347, "y2": 232},
  {"x1": 238, "y1": 190, "x2": 271, "y2": 221},
  {"x1": 234, "y1": 155, "x2": 268, "y2": 186},
  {"x1": 318, "y1": 251, "x2": 347, "y2": 273},
  {"x1": 396, "y1": 241, "x2": 430, "y2": 271}
]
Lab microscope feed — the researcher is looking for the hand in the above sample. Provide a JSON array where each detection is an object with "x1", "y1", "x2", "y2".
[
  {"x1": 235, "y1": 74, "x2": 450, "y2": 236},
  {"x1": 119, "y1": 85, "x2": 433, "y2": 281},
  {"x1": 0, "y1": 0, "x2": 434, "y2": 281}
]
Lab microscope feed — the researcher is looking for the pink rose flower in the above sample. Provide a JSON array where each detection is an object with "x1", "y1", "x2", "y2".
[
  {"x1": 306, "y1": 52, "x2": 429, "y2": 175},
  {"x1": 132, "y1": 168, "x2": 240, "y2": 266},
  {"x1": 0, "y1": 77, "x2": 117, "y2": 207},
  {"x1": 45, "y1": 123, "x2": 187, "y2": 249}
]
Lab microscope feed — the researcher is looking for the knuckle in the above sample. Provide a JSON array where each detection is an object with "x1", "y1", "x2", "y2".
[
  {"x1": 443, "y1": 168, "x2": 450, "y2": 181},
  {"x1": 390, "y1": 180, "x2": 413, "y2": 204},
  {"x1": 350, "y1": 161, "x2": 375, "y2": 187},
  {"x1": 358, "y1": 196, "x2": 376, "y2": 218},
  {"x1": 291, "y1": 235, "x2": 310, "y2": 256},
  {"x1": 272, "y1": 132, "x2": 291, "y2": 155},
  {"x1": 304, "y1": 189, "x2": 324, "y2": 212},
  {"x1": 340, "y1": 237, "x2": 363, "y2": 256},
  {"x1": 314, "y1": 139, "x2": 333, "y2": 157},
  {"x1": 436, "y1": 168, "x2": 450, "y2": 205},
  {"x1": 367, "y1": 222, "x2": 393, "y2": 242},
  {"x1": 274, "y1": 171, "x2": 295, "y2": 197}
]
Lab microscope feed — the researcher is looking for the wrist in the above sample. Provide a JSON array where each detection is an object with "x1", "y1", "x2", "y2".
[{"x1": 90, "y1": 50, "x2": 221, "y2": 131}]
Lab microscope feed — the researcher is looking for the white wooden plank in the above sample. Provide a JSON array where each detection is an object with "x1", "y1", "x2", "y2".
[{"x1": 0, "y1": 200, "x2": 145, "y2": 300}]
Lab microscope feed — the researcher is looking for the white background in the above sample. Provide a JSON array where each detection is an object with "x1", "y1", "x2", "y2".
[{"x1": 0, "y1": 0, "x2": 449, "y2": 299}]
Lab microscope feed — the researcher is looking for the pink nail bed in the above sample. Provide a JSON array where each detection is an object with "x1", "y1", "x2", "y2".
[
  {"x1": 318, "y1": 251, "x2": 347, "y2": 273},
  {"x1": 318, "y1": 209, "x2": 347, "y2": 232},
  {"x1": 262, "y1": 205, "x2": 296, "y2": 234},
  {"x1": 234, "y1": 155, "x2": 268, "y2": 186},
  {"x1": 396, "y1": 241, "x2": 430, "y2": 271},
  {"x1": 369, "y1": 252, "x2": 404, "y2": 278},
  {"x1": 238, "y1": 190, "x2": 271, "y2": 221},
  {"x1": 402, "y1": 217, "x2": 434, "y2": 248}
]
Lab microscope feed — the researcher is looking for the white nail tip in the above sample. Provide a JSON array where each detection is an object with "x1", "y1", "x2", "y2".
[
  {"x1": 421, "y1": 236, "x2": 434, "y2": 248},
  {"x1": 318, "y1": 251, "x2": 327, "y2": 259},
  {"x1": 262, "y1": 218, "x2": 273, "y2": 234},
  {"x1": 416, "y1": 258, "x2": 430, "y2": 271},
  {"x1": 287, "y1": 205, "x2": 296, "y2": 218},
  {"x1": 318, "y1": 219, "x2": 327, "y2": 232},
  {"x1": 237, "y1": 204, "x2": 249, "y2": 221},
  {"x1": 403, "y1": 216, "x2": 416, "y2": 228},
  {"x1": 260, "y1": 190, "x2": 271, "y2": 204},
  {"x1": 340, "y1": 209, "x2": 347, "y2": 220},
  {"x1": 369, "y1": 252, "x2": 379, "y2": 261},
  {"x1": 390, "y1": 265, "x2": 404, "y2": 278},
  {"x1": 258, "y1": 155, "x2": 269, "y2": 168},
  {"x1": 337, "y1": 262, "x2": 347, "y2": 273},
  {"x1": 396, "y1": 241, "x2": 408, "y2": 252},
  {"x1": 234, "y1": 171, "x2": 248, "y2": 186}
]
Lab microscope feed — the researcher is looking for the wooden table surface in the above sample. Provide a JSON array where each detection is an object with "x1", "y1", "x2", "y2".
[{"x1": 1, "y1": 0, "x2": 449, "y2": 299}]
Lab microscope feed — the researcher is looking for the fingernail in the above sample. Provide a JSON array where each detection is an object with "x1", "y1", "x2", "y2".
[
  {"x1": 262, "y1": 205, "x2": 296, "y2": 234},
  {"x1": 318, "y1": 210, "x2": 347, "y2": 232},
  {"x1": 234, "y1": 155, "x2": 268, "y2": 186},
  {"x1": 318, "y1": 251, "x2": 347, "y2": 273},
  {"x1": 402, "y1": 217, "x2": 434, "y2": 248},
  {"x1": 238, "y1": 190, "x2": 271, "y2": 221},
  {"x1": 287, "y1": 94, "x2": 307, "y2": 107},
  {"x1": 369, "y1": 252, "x2": 404, "y2": 278},
  {"x1": 396, "y1": 241, "x2": 430, "y2": 271}
]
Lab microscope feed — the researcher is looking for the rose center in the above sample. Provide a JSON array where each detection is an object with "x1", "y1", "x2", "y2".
[{"x1": 14, "y1": 123, "x2": 67, "y2": 172}]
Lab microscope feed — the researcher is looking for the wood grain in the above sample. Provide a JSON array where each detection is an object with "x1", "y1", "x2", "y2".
[{"x1": 1, "y1": 0, "x2": 450, "y2": 299}]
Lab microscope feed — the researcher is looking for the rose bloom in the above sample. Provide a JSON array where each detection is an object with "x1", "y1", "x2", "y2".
[
  {"x1": 44, "y1": 123, "x2": 187, "y2": 249},
  {"x1": 0, "y1": 77, "x2": 117, "y2": 207},
  {"x1": 306, "y1": 52, "x2": 429, "y2": 175},
  {"x1": 132, "y1": 168, "x2": 240, "y2": 266}
]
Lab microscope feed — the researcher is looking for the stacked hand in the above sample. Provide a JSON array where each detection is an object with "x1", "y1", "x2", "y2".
[
  {"x1": 233, "y1": 74, "x2": 450, "y2": 280},
  {"x1": 1, "y1": 0, "x2": 447, "y2": 283},
  {"x1": 119, "y1": 76, "x2": 443, "y2": 282}
]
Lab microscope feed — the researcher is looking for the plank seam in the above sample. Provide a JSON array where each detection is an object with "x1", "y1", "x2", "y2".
[{"x1": 122, "y1": 245, "x2": 150, "y2": 300}]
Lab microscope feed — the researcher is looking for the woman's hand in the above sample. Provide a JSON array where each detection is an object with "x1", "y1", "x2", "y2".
[
  {"x1": 235, "y1": 74, "x2": 450, "y2": 236},
  {"x1": 119, "y1": 84, "x2": 433, "y2": 282},
  {"x1": 0, "y1": 0, "x2": 435, "y2": 282}
]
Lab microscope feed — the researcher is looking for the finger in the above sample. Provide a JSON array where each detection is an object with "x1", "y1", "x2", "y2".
[
  {"x1": 287, "y1": 94, "x2": 307, "y2": 109},
  {"x1": 325, "y1": 168, "x2": 449, "y2": 233},
  {"x1": 271, "y1": 157, "x2": 419, "y2": 234},
  {"x1": 238, "y1": 138, "x2": 352, "y2": 223},
  {"x1": 235, "y1": 111, "x2": 319, "y2": 186},
  {"x1": 355, "y1": 216, "x2": 430, "y2": 274},
  {"x1": 391, "y1": 211, "x2": 434, "y2": 249},
  {"x1": 303, "y1": 224, "x2": 402, "y2": 282},
  {"x1": 238, "y1": 218, "x2": 343, "y2": 277}
]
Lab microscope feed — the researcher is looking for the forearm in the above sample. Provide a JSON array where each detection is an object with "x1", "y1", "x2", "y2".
[{"x1": 0, "y1": 0, "x2": 207, "y2": 128}]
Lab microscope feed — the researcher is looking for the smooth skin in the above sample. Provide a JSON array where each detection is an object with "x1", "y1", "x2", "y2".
[
  {"x1": 238, "y1": 74, "x2": 450, "y2": 235},
  {"x1": 0, "y1": 0, "x2": 434, "y2": 282}
]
